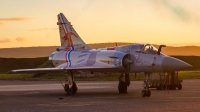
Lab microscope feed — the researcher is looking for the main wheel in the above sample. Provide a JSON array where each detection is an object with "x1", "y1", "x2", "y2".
[
  {"x1": 72, "y1": 81, "x2": 78, "y2": 94},
  {"x1": 118, "y1": 81, "x2": 127, "y2": 93},
  {"x1": 178, "y1": 84, "x2": 182, "y2": 90},
  {"x1": 141, "y1": 90, "x2": 146, "y2": 97},
  {"x1": 64, "y1": 81, "x2": 78, "y2": 95},
  {"x1": 146, "y1": 90, "x2": 151, "y2": 97},
  {"x1": 64, "y1": 84, "x2": 70, "y2": 95}
]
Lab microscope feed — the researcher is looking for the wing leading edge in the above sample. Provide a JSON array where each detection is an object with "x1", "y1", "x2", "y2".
[{"x1": 10, "y1": 65, "x2": 116, "y2": 73}]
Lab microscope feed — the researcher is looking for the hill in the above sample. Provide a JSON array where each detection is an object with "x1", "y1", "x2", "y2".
[
  {"x1": 0, "y1": 57, "x2": 48, "y2": 73},
  {"x1": 0, "y1": 43, "x2": 200, "y2": 58}
]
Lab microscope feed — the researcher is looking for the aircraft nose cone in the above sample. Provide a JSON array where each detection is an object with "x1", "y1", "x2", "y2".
[{"x1": 162, "y1": 57, "x2": 192, "y2": 71}]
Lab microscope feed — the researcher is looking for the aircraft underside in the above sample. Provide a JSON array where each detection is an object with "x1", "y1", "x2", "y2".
[{"x1": 61, "y1": 70, "x2": 152, "y2": 97}]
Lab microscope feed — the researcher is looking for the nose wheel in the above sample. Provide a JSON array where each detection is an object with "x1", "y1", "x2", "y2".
[
  {"x1": 141, "y1": 90, "x2": 151, "y2": 97},
  {"x1": 142, "y1": 73, "x2": 151, "y2": 97}
]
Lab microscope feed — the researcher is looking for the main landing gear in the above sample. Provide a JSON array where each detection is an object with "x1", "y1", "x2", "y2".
[
  {"x1": 118, "y1": 73, "x2": 130, "y2": 93},
  {"x1": 63, "y1": 71, "x2": 78, "y2": 95},
  {"x1": 141, "y1": 73, "x2": 151, "y2": 97}
]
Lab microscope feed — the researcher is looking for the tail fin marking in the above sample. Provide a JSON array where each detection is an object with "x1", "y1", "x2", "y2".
[
  {"x1": 57, "y1": 13, "x2": 91, "y2": 50},
  {"x1": 58, "y1": 14, "x2": 68, "y2": 34}
]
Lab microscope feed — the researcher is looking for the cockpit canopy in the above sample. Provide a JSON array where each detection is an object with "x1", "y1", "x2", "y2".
[{"x1": 131, "y1": 44, "x2": 158, "y2": 54}]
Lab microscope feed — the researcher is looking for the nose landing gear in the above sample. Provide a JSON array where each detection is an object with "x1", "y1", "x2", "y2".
[
  {"x1": 141, "y1": 73, "x2": 151, "y2": 97},
  {"x1": 141, "y1": 90, "x2": 151, "y2": 97}
]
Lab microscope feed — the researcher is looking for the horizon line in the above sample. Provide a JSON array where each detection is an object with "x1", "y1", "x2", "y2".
[{"x1": 1, "y1": 42, "x2": 200, "y2": 49}]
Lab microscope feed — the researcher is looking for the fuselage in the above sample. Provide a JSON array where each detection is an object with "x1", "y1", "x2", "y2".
[{"x1": 49, "y1": 43, "x2": 191, "y2": 73}]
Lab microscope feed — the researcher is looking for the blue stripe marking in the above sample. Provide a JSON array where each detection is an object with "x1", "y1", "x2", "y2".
[
  {"x1": 49, "y1": 52, "x2": 56, "y2": 60},
  {"x1": 67, "y1": 46, "x2": 74, "y2": 67}
]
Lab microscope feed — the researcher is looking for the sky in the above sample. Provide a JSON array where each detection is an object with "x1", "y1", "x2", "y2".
[{"x1": 0, "y1": 0, "x2": 200, "y2": 48}]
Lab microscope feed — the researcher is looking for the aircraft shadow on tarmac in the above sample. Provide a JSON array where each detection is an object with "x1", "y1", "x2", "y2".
[{"x1": 19, "y1": 90, "x2": 141, "y2": 99}]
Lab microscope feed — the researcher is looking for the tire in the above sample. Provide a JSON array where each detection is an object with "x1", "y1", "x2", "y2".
[
  {"x1": 72, "y1": 81, "x2": 78, "y2": 94},
  {"x1": 141, "y1": 90, "x2": 146, "y2": 97},
  {"x1": 118, "y1": 81, "x2": 127, "y2": 93},
  {"x1": 64, "y1": 84, "x2": 71, "y2": 95},
  {"x1": 146, "y1": 90, "x2": 151, "y2": 97},
  {"x1": 178, "y1": 84, "x2": 182, "y2": 90},
  {"x1": 64, "y1": 81, "x2": 78, "y2": 95}
]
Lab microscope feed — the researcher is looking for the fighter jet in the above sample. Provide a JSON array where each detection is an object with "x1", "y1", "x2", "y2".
[{"x1": 11, "y1": 13, "x2": 192, "y2": 97}]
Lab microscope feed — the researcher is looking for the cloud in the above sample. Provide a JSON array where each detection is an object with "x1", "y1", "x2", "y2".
[
  {"x1": 0, "y1": 17, "x2": 34, "y2": 26},
  {"x1": 0, "y1": 38, "x2": 11, "y2": 43},
  {"x1": 0, "y1": 17, "x2": 34, "y2": 22},
  {"x1": 16, "y1": 37, "x2": 25, "y2": 42},
  {"x1": 150, "y1": 0, "x2": 199, "y2": 23},
  {"x1": 81, "y1": 0, "x2": 93, "y2": 11},
  {"x1": 28, "y1": 28, "x2": 57, "y2": 31},
  {"x1": 0, "y1": 37, "x2": 26, "y2": 43},
  {"x1": 162, "y1": 0, "x2": 190, "y2": 22},
  {"x1": 73, "y1": 0, "x2": 93, "y2": 19}
]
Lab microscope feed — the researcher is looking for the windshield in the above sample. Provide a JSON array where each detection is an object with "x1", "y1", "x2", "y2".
[{"x1": 142, "y1": 44, "x2": 158, "y2": 54}]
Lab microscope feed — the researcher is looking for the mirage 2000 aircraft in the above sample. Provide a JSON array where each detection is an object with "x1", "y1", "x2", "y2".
[{"x1": 11, "y1": 13, "x2": 192, "y2": 97}]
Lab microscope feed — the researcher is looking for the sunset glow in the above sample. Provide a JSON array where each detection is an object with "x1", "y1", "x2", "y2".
[{"x1": 0, "y1": 0, "x2": 200, "y2": 48}]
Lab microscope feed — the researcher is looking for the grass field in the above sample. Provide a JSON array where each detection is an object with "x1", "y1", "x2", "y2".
[
  {"x1": 1, "y1": 71, "x2": 200, "y2": 81},
  {"x1": 179, "y1": 71, "x2": 200, "y2": 79},
  {"x1": 172, "y1": 56, "x2": 200, "y2": 71}
]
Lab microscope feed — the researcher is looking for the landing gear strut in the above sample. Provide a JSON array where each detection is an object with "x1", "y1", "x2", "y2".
[
  {"x1": 64, "y1": 71, "x2": 78, "y2": 95},
  {"x1": 118, "y1": 73, "x2": 130, "y2": 93},
  {"x1": 141, "y1": 73, "x2": 151, "y2": 97}
]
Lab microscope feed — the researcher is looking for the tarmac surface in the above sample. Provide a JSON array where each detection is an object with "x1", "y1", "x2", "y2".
[{"x1": 0, "y1": 80, "x2": 200, "y2": 112}]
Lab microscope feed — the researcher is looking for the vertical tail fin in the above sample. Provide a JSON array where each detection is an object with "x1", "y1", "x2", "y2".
[{"x1": 57, "y1": 13, "x2": 91, "y2": 50}]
